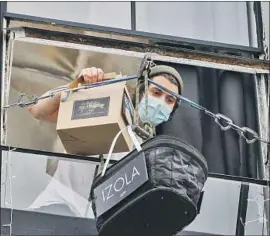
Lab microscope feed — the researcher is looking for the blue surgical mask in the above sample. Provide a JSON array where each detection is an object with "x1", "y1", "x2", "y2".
[{"x1": 138, "y1": 95, "x2": 173, "y2": 127}]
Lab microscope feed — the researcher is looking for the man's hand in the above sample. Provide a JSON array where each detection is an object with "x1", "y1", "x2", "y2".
[
  {"x1": 28, "y1": 67, "x2": 105, "y2": 122},
  {"x1": 78, "y1": 67, "x2": 104, "y2": 84}
]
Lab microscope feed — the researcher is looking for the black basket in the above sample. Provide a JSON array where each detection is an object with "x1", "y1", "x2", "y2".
[{"x1": 90, "y1": 135, "x2": 208, "y2": 236}]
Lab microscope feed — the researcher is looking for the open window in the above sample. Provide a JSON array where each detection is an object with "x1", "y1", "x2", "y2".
[{"x1": 2, "y1": 22, "x2": 268, "y2": 178}]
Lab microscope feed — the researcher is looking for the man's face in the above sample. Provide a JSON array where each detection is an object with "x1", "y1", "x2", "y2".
[{"x1": 148, "y1": 75, "x2": 179, "y2": 109}]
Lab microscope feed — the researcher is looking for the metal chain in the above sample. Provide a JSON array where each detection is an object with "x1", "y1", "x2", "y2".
[
  {"x1": 148, "y1": 79, "x2": 270, "y2": 148},
  {"x1": 2, "y1": 68, "x2": 269, "y2": 148},
  {"x1": 3, "y1": 74, "x2": 139, "y2": 109},
  {"x1": 143, "y1": 59, "x2": 156, "y2": 138}
]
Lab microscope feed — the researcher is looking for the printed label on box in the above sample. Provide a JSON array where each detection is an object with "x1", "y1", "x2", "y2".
[{"x1": 72, "y1": 97, "x2": 110, "y2": 120}]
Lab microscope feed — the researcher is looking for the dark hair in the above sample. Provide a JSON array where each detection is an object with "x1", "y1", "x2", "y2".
[{"x1": 137, "y1": 73, "x2": 180, "y2": 118}]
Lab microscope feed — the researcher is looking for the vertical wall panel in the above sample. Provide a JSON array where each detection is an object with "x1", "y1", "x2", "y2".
[{"x1": 261, "y1": 1, "x2": 269, "y2": 57}]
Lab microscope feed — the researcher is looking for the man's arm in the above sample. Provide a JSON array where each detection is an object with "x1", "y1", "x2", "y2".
[
  {"x1": 27, "y1": 67, "x2": 104, "y2": 122},
  {"x1": 27, "y1": 84, "x2": 69, "y2": 122}
]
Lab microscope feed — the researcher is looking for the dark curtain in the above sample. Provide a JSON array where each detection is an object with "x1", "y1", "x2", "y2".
[{"x1": 155, "y1": 61, "x2": 259, "y2": 178}]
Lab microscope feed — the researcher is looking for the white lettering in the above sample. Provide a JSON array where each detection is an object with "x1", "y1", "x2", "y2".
[
  {"x1": 132, "y1": 166, "x2": 140, "y2": 181},
  {"x1": 125, "y1": 172, "x2": 131, "y2": 185},
  {"x1": 102, "y1": 184, "x2": 114, "y2": 202},
  {"x1": 100, "y1": 164, "x2": 143, "y2": 203},
  {"x1": 107, "y1": 184, "x2": 114, "y2": 201},
  {"x1": 102, "y1": 188, "x2": 106, "y2": 202},
  {"x1": 114, "y1": 177, "x2": 125, "y2": 192}
]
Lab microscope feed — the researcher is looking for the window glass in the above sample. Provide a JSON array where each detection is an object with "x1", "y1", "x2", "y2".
[
  {"x1": 183, "y1": 178, "x2": 268, "y2": 235},
  {"x1": 136, "y1": 2, "x2": 251, "y2": 46},
  {"x1": 244, "y1": 182, "x2": 269, "y2": 235},
  {"x1": 2, "y1": 151, "x2": 268, "y2": 235},
  {"x1": 7, "y1": 2, "x2": 131, "y2": 29},
  {"x1": 1, "y1": 150, "x2": 98, "y2": 218}
]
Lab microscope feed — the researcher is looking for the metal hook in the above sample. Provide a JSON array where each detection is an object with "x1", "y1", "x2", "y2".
[
  {"x1": 61, "y1": 90, "x2": 71, "y2": 102},
  {"x1": 214, "y1": 113, "x2": 233, "y2": 131},
  {"x1": 17, "y1": 93, "x2": 38, "y2": 107},
  {"x1": 240, "y1": 127, "x2": 259, "y2": 144}
]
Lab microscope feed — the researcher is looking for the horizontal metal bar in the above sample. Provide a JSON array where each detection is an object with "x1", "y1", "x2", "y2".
[
  {"x1": 3, "y1": 12, "x2": 263, "y2": 53},
  {"x1": 208, "y1": 173, "x2": 269, "y2": 186},
  {"x1": 0, "y1": 145, "x2": 117, "y2": 165},
  {"x1": 152, "y1": 54, "x2": 269, "y2": 74},
  {"x1": 1, "y1": 145, "x2": 269, "y2": 186},
  {"x1": 7, "y1": 22, "x2": 264, "y2": 65},
  {"x1": 14, "y1": 36, "x2": 270, "y2": 74},
  {"x1": 8, "y1": 25, "x2": 270, "y2": 71}
]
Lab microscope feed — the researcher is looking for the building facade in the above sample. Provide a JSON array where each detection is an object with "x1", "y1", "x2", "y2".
[{"x1": 1, "y1": 2, "x2": 269, "y2": 235}]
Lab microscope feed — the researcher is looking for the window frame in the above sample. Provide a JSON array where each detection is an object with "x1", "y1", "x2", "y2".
[
  {"x1": 1, "y1": 3, "x2": 266, "y2": 54},
  {"x1": 0, "y1": 1, "x2": 269, "y2": 181},
  {"x1": 1, "y1": 145, "x2": 269, "y2": 186},
  {"x1": 131, "y1": 1, "x2": 266, "y2": 52},
  {"x1": 1, "y1": 3, "x2": 269, "y2": 235}
]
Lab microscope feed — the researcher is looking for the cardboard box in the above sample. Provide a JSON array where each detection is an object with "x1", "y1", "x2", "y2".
[{"x1": 56, "y1": 82, "x2": 134, "y2": 156}]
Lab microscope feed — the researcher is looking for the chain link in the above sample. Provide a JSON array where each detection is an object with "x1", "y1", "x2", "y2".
[
  {"x1": 143, "y1": 59, "x2": 156, "y2": 138},
  {"x1": 3, "y1": 75, "x2": 139, "y2": 109},
  {"x1": 210, "y1": 113, "x2": 269, "y2": 145},
  {"x1": 2, "y1": 66, "x2": 269, "y2": 148},
  {"x1": 214, "y1": 113, "x2": 233, "y2": 131},
  {"x1": 212, "y1": 113, "x2": 261, "y2": 144}
]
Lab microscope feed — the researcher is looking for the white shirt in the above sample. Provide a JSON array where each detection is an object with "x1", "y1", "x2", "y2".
[{"x1": 28, "y1": 136, "x2": 127, "y2": 218}]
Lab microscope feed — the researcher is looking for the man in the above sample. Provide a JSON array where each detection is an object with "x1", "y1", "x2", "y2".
[{"x1": 27, "y1": 65, "x2": 183, "y2": 217}]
